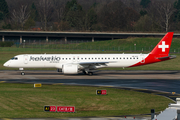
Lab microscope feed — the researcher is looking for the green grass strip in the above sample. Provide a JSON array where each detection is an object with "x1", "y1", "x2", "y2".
[{"x1": 0, "y1": 83, "x2": 173, "y2": 118}]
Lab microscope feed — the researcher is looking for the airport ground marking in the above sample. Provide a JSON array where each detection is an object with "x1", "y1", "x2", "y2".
[
  {"x1": 169, "y1": 96, "x2": 180, "y2": 98},
  {"x1": 53, "y1": 83, "x2": 64, "y2": 85}
]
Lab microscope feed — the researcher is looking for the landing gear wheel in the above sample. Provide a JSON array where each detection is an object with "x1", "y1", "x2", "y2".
[
  {"x1": 83, "y1": 71, "x2": 87, "y2": 75},
  {"x1": 21, "y1": 72, "x2": 25, "y2": 76},
  {"x1": 88, "y1": 72, "x2": 93, "y2": 76}
]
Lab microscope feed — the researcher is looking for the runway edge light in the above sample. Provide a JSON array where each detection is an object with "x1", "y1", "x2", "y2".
[{"x1": 34, "y1": 83, "x2": 42, "y2": 88}]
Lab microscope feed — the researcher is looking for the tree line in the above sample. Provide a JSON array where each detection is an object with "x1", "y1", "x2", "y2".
[{"x1": 0, "y1": 0, "x2": 180, "y2": 32}]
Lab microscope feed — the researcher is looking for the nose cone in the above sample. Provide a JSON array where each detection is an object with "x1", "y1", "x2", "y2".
[{"x1": 3, "y1": 61, "x2": 9, "y2": 67}]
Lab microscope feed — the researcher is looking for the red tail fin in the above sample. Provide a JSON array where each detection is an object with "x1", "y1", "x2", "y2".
[{"x1": 150, "y1": 32, "x2": 173, "y2": 57}]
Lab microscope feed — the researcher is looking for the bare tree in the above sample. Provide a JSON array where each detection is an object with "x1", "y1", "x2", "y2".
[
  {"x1": 121, "y1": 0, "x2": 141, "y2": 12},
  {"x1": 36, "y1": 0, "x2": 54, "y2": 31},
  {"x1": 12, "y1": 5, "x2": 30, "y2": 30},
  {"x1": 53, "y1": 0, "x2": 65, "y2": 22},
  {"x1": 149, "y1": 0, "x2": 176, "y2": 32}
]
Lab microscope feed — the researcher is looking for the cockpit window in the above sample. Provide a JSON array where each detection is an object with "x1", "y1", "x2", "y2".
[{"x1": 11, "y1": 57, "x2": 18, "y2": 60}]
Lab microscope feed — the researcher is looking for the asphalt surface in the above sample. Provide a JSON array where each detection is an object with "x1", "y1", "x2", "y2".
[
  {"x1": 1, "y1": 70, "x2": 180, "y2": 101},
  {"x1": 1, "y1": 70, "x2": 180, "y2": 80}
]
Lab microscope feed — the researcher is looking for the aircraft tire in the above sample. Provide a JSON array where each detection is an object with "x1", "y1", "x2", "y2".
[
  {"x1": 83, "y1": 70, "x2": 87, "y2": 75},
  {"x1": 88, "y1": 72, "x2": 93, "y2": 76},
  {"x1": 21, "y1": 72, "x2": 25, "y2": 76}
]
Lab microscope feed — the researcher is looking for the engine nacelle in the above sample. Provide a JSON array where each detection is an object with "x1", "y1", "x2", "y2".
[{"x1": 62, "y1": 64, "x2": 78, "y2": 74}]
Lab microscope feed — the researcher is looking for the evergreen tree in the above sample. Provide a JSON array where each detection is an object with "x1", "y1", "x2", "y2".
[
  {"x1": 29, "y1": 3, "x2": 39, "y2": 21},
  {"x1": 85, "y1": 8, "x2": 97, "y2": 30},
  {"x1": 0, "y1": 11, "x2": 4, "y2": 20},
  {"x1": 0, "y1": 0, "x2": 9, "y2": 18},
  {"x1": 140, "y1": 0, "x2": 151, "y2": 8},
  {"x1": 64, "y1": 0, "x2": 84, "y2": 30},
  {"x1": 24, "y1": 3, "x2": 37, "y2": 30},
  {"x1": 140, "y1": 10, "x2": 147, "y2": 16},
  {"x1": 174, "y1": 0, "x2": 180, "y2": 21}
]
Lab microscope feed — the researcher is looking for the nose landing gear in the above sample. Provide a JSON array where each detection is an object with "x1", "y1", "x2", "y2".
[
  {"x1": 19, "y1": 68, "x2": 25, "y2": 76},
  {"x1": 21, "y1": 72, "x2": 25, "y2": 75}
]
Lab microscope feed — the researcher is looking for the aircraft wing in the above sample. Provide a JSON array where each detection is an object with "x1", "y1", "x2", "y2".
[{"x1": 79, "y1": 61, "x2": 109, "y2": 66}]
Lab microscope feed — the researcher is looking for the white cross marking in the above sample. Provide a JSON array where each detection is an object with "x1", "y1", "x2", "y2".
[{"x1": 158, "y1": 41, "x2": 169, "y2": 52}]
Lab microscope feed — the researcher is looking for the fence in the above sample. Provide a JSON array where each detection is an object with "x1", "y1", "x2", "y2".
[{"x1": 1, "y1": 40, "x2": 179, "y2": 54}]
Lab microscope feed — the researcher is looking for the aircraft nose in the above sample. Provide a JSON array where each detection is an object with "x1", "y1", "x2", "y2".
[{"x1": 3, "y1": 62, "x2": 9, "y2": 67}]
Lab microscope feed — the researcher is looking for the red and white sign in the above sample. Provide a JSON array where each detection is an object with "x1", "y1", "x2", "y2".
[
  {"x1": 101, "y1": 90, "x2": 107, "y2": 95},
  {"x1": 50, "y1": 106, "x2": 56, "y2": 112},
  {"x1": 57, "y1": 106, "x2": 75, "y2": 112}
]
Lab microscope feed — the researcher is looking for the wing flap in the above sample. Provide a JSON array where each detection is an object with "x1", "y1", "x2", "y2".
[{"x1": 79, "y1": 62, "x2": 109, "y2": 66}]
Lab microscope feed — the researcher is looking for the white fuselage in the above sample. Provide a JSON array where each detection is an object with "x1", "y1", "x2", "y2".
[{"x1": 4, "y1": 54, "x2": 148, "y2": 69}]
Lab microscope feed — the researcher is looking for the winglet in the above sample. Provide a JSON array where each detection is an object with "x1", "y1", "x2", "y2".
[{"x1": 150, "y1": 32, "x2": 174, "y2": 57}]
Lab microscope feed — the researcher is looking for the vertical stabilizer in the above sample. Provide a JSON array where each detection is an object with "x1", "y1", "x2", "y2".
[{"x1": 150, "y1": 32, "x2": 174, "y2": 57}]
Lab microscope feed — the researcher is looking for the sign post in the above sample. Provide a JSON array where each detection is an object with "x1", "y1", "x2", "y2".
[
  {"x1": 44, "y1": 106, "x2": 56, "y2": 112},
  {"x1": 96, "y1": 90, "x2": 107, "y2": 95},
  {"x1": 34, "y1": 83, "x2": 42, "y2": 88}
]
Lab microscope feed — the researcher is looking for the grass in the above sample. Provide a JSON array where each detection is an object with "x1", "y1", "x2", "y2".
[
  {"x1": 15, "y1": 37, "x2": 180, "y2": 52},
  {"x1": 0, "y1": 83, "x2": 174, "y2": 118}
]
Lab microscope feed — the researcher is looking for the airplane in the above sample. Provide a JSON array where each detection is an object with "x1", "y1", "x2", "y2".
[{"x1": 3, "y1": 32, "x2": 176, "y2": 76}]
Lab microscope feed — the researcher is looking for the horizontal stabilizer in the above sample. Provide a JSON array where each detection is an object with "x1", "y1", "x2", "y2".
[{"x1": 158, "y1": 55, "x2": 176, "y2": 60}]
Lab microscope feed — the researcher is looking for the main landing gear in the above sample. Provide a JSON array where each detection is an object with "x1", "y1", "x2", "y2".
[
  {"x1": 83, "y1": 70, "x2": 93, "y2": 76},
  {"x1": 88, "y1": 72, "x2": 93, "y2": 76}
]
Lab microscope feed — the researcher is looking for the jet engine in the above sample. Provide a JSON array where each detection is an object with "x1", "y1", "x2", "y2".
[{"x1": 62, "y1": 64, "x2": 78, "y2": 74}]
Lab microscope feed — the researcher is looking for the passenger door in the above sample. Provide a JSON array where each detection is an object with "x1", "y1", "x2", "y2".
[{"x1": 24, "y1": 55, "x2": 28, "y2": 64}]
